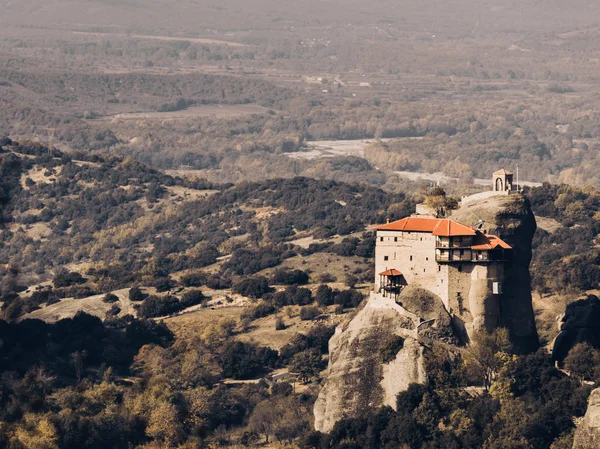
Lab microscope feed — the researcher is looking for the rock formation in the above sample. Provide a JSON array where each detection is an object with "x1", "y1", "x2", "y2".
[
  {"x1": 553, "y1": 295, "x2": 600, "y2": 362},
  {"x1": 313, "y1": 294, "x2": 427, "y2": 433},
  {"x1": 451, "y1": 193, "x2": 539, "y2": 354},
  {"x1": 573, "y1": 388, "x2": 600, "y2": 449},
  {"x1": 314, "y1": 192, "x2": 539, "y2": 432}
]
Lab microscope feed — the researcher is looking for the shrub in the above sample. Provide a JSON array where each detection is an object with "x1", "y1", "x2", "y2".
[
  {"x1": 272, "y1": 269, "x2": 309, "y2": 285},
  {"x1": 53, "y1": 268, "x2": 86, "y2": 288},
  {"x1": 106, "y1": 304, "x2": 121, "y2": 318},
  {"x1": 318, "y1": 273, "x2": 337, "y2": 283},
  {"x1": 137, "y1": 295, "x2": 180, "y2": 318},
  {"x1": 180, "y1": 289, "x2": 207, "y2": 308},
  {"x1": 316, "y1": 284, "x2": 334, "y2": 306},
  {"x1": 153, "y1": 276, "x2": 175, "y2": 293},
  {"x1": 345, "y1": 274, "x2": 359, "y2": 288},
  {"x1": 380, "y1": 335, "x2": 405, "y2": 363},
  {"x1": 103, "y1": 293, "x2": 119, "y2": 303},
  {"x1": 180, "y1": 271, "x2": 208, "y2": 287},
  {"x1": 564, "y1": 342, "x2": 600, "y2": 381},
  {"x1": 206, "y1": 274, "x2": 232, "y2": 290},
  {"x1": 334, "y1": 289, "x2": 363, "y2": 309},
  {"x1": 129, "y1": 287, "x2": 147, "y2": 302},
  {"x1": 233, "y1": 276, "x2": 272, "y2": 299},
  {"x1": 242, "y1": 301, "x2": 277, "y2": 320},
  {"x1": 300, "y1": 305, "x2": 320, "y2": 321},
  {"x1": 275, "y1": 316, "x2": 286, "y2": 330},
  {"x1": 220, "y1": 341, "x2": 279, "y2": 379}
]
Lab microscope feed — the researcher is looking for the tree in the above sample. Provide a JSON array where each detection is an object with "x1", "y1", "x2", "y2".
[
  {"x1": 289, "y1": 349, "x2": 323, "y2": 383},
  {"x1": 564, "y1": 342, "x2": 600, "y2": 381},
  {"x1": 249, "y1": 400, "x2": 276, "y2": 444},
  {"x1": 345, "y1": 274, "x2": 359, "y2": 288},
  {"x1": 466, "y1": 329, "x2": 512, "y2": 390},
  {"x1": 146, "y1": 401, "x2": 184, "y2": 448},
  {"x1": 129, "y1": 286, "x2": 146, "y2": 301}
]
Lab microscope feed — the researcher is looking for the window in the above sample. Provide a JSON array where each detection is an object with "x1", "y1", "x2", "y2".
[
  {"x1": 394, "y1": 237, "x2": 398, "y2": 242},
  {"x1": 423, "y1": 269, "x2": 426, "y2": 273},
  {"x1": 380, "y1": 237, "x2": 383, "y2": 242},
  {"x1": 438, "y1": 266, "x2": 441, "y2": 272},
  {"x1": 426, "y1": 257, "x2": 429, "y2": 261},
  {"x1": 410, "y1": 255, "x2": 413, "y2": 261},
  {"x1": 394, "y1": 252, "x2": 396, "y2": 260},
  {"x1": 384, "y1": 256, "x2": 389, "y2": 261}
]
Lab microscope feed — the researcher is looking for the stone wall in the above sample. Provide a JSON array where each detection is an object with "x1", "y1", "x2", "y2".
[{"x1": 375, "y1": 230, "x2": 446, "y2": 303}]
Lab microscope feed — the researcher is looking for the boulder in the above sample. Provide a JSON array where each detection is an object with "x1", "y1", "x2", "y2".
[{"x1": 553, "y1": 295, "x2": 600, "y2": 362}]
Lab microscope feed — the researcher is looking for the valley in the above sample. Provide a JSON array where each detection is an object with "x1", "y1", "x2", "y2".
[{"x1": 2, "y1": 1, "x2": 600, "y2": 448}]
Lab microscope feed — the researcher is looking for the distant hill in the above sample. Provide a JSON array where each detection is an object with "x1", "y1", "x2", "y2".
[{"x1": 1, "y1": 0, "x2": 599, "y2": 34}]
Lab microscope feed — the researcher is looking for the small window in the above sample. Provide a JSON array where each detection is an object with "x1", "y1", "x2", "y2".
[
  {"x1": 394, "y1": 237, "x2": 398, "y2": 242},
  {"x1": 384, "y1": 256, "x2": 389, "y2": 261},
  {"x1": 426, "y1": 257, "x2": 429, "y2": 261},
  {"x1": 420, "y1": 237, "x2": 423, "y2": 241},
  {"x1": 380, "y1": 237, "x2": 383, "y2": 242},
  {"x1": 438, "y1": 266, "x2": 441, "y2": 272},
  {"x1": 394, "y1": 252, "x2": 396, "y2": 260},
  {"x1": 423, "y1": 269, "x2": 426, "y2": 273},
  {"x1": 410, "y1": 255, "x2": 413, "y2": 261}
]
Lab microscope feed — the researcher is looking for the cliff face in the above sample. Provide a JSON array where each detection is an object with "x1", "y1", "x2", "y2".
[
  {"x1": 573, "y1": 388, "x2": 600, "y2": 449},
  {"x1": 313, "y1": 294, "x2": 427, "y2": 433},
  {"x1": 451, "y1": 193, "x2": 539, "y2": 354},
  {"x1": 553, "y1": 295, "x2": 600, "y2": 362}
]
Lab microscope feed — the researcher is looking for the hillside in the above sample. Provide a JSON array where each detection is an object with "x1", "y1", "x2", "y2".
[
  {"x1": 0, "y1": 139, "x2": 412, "y2": 319},
  {"x1": 2, "y1": 139, "x2": 600, "y2": 448}
]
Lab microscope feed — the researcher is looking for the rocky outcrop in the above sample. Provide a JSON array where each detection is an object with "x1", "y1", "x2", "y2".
[
  {"x1": 451, "y1": 193, "x2": 539, "y2": 354},
  {"x1": 573, "y1": 388, "x2": 600, "y2": 449},
  {"x1": 553, "y1": 295, "x2": 600, "y2": 362},
  {"x1": 314, "y1": 193, "x2": 539, "y2": 432},
  {"x1": 313, "y1": 293, "x2": 427, "y2": 433},
  {"x1": 399, "y1": 286, "x2": 459, "y2": 344}
]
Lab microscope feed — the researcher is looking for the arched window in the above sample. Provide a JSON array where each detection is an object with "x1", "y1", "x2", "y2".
[{"x1": 495, "y1": 177, "x2": 503, "y2": 191}]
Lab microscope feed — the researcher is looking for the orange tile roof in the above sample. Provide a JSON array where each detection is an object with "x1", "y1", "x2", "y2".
[
  {"x1": 377, "y1": 216, "x2": 439, "y2": 232},
  {"x1": 379, "y1": 269, "x2": 403, "y2": 276},
  {"x1": 432, "y1": 219, "x2": 477, "y2": 237},
  {"x1": 471, "y1": 234, "x2": 512, "y2": 250},
  {"x1": 377, "y1": 217, "x2": 476, "y2": 237}
]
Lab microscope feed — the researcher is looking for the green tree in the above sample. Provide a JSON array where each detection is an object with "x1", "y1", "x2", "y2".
[
  {"x1": 564, "y1": 342, "x2": 600, "y2": 381},
  {"x1": 289, "y1": 349, "x2": 323, "y2": 383},
  {"x1": 466, "y1": 328, "x2": 512, "y2": 391}
]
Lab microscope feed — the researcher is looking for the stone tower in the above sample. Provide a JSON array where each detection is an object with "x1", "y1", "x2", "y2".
[{"x1": 493, "y1": 169, "x2": 513, "y2": 192}]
